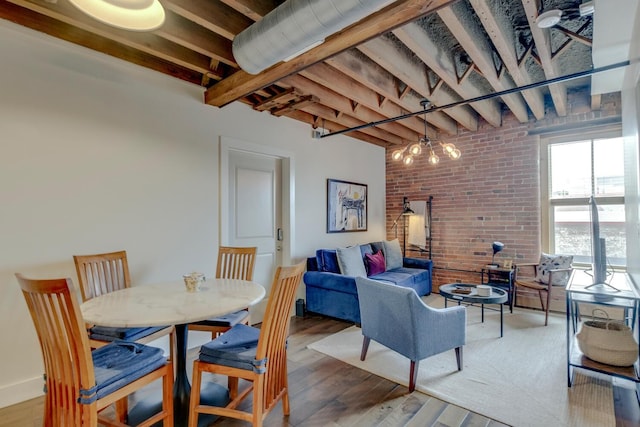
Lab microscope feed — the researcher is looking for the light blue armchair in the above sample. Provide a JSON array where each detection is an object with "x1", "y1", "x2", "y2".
[{"x1": 355, "y1": 277, "x2": 466, "y2": 392}]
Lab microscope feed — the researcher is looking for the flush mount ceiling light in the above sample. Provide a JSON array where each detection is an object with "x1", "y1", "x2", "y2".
[
  {"x1": 67, "y1": 0, "x2": 165, "y2": 31},
  {"x1": 391, "y1": 100, "x2": 461, "y2": 166},
  {"x1": 535, "y1": 9, "x2": 563, "y2": 28},
  {"x1": 536, "y1": 9, "x2": 562, "y2": 28},
  {"x1": 232, "y1": 0, "x2": 396, "y2": 75}
]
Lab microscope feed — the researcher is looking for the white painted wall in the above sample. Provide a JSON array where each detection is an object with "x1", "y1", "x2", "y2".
[{"x1": 0, "y1": 19, "x2": 386, "y2": 408}]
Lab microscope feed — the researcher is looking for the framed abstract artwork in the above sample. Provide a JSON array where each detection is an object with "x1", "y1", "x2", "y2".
[{"x1": 327, "y1": 179, "x2": 368, "y2": 233}]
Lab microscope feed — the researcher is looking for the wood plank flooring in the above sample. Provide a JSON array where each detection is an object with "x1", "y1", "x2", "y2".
[{"x1": 2, "y1": 313, "x2": 639, "y2": 426}]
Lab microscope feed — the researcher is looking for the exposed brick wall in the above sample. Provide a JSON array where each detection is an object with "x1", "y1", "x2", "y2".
[{"x1": 386, "y1": 90, "x2": 622, "y2": 291}]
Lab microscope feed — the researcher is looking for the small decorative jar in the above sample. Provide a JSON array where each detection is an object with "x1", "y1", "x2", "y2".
[{"x1": 183, "y1": 272, "x2": 205, "y2": 292}]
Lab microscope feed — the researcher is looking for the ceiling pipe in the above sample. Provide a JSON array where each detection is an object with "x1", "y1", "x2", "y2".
[
  {"x1": 320, "y1": 59, "x2": 634, "y2": 139},
  {"x1": 232, "y1": 0, "x2": 395, "y2": 75}
]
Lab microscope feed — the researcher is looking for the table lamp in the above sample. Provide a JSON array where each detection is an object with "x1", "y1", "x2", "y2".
[{"x1": 491, "y1": 241, "x2": 504, "y2": 267}]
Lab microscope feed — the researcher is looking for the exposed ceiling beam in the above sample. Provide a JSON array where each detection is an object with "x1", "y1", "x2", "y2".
[
  {"x1": 156, "y1": 12, "x2": 237, "y2": 67},
  {"x1": 282, "y1": 74, "x2": 421, "y2": 143},
  {"x1": 0, "y1": 1, "x2": 204, "y2": 85},
  {"x1": 325, "y1": 51, "x2": 458, "y2": 135},
  {"x1": 163, "y1": 0, "x2": 252, "y2": 42},
  {"x1": 437, "y1": 5, "x2": 529, "y2": 123},
  {"x1": 393, "y1": 22, "x2": 503, "y2": 127},
  {"x1": 469, "y1": 0, "x2": 546, "y2": 120},
  {"x1": 220, "y1": 0, "x2": 282, "y2": 21},
  {"x1": 204, "y1": 0, "x2": 458, "y2": 107},
  {"x1": 300, "y1": 62, "x2": 430, "y2": 138},
  {"x1": 358, "y1": 35, "x2": 478, "y2": 131},
  {"x1": 521, "y1": 0, "x2": 567, "y2": 117},
  {"x1": 8, "y1": 0, "x2": 221, "y2": 79},
  {"x1": 299, "y1": 103, "x2": 405, "y2": 145}
]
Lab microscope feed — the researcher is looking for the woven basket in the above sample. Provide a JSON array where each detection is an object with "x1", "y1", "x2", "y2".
[{"x1": 576, "y1": 309, "x2": 638, "y2": 367}]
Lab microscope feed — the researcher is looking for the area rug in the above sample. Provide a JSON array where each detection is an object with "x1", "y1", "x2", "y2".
[{"x1": 308, "y1": 297, "x2": 615, "y2": 427}]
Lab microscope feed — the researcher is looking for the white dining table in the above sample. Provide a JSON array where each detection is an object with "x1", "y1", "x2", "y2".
[{"x1": 80, "y1": 278, "x2": 265, "y2": 427}]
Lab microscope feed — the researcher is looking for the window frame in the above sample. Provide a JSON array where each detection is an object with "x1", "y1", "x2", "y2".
[{"x1": 540, "y1": 125, "x2": 624, "y2": 267}]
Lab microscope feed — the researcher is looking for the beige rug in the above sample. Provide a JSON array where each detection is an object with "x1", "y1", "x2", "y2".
[{"x1": 308, "y1": 296, "x2": 615, "y2": 427}]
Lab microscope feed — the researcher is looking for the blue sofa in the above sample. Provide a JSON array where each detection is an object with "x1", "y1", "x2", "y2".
[{"x1": 304, "y1": 241, "x2": 433, "y2": 324}]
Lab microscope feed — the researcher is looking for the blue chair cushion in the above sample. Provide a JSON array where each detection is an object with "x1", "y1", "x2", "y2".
[
  {"x1": 191, "y1": 309, "x2": 249, "y2": 328},
  {"x1": 199, "y1": 324, "x2": 266, "y2": 373},
  {"x1": 370, "y1": 267, "x2": 431, "y2": 289},
  {"x1": 80, "y1": 341, "x2": 166, "y2": 403},
  {"x1": 89, "y1": 325, "x2": 169, "y2": 342}
]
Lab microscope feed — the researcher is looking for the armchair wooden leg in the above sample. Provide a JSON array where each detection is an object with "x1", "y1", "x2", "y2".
[
  {"x1": 544, "y1": 287, "x2": 552, "y2": 326},
  {"x1": 360, "y1": 336, "x2": 371, "y2": 361},
  {"x1": 409, "y1": 360, "x2": 419, "y2": 392},
  {"x1": 537, "y1": 290, "x2": 545, "y2": 312},
  {"x1": 455, "y1": 347, "x2": 463, "y2": 370}
]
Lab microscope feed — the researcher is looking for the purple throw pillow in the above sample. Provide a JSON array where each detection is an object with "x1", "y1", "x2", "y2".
[{"x1": 365, "y1": 250, "x2": 386, "y2": 276}]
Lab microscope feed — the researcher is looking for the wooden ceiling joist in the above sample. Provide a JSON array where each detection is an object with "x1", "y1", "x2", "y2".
[
  {"x1": 469, "y1": 0, "x2": 546, "y2": 120},
  {"x1": 163, "y1": 0, "x2": 253, "y2": 41},
  {"x1": 358, "y1": 36, "x2": 478, "y2": 132},
  {"x1": 204, "y1": 0, "x2": 457, "y2": 107},
  {"x1": 521, "y1": 0, "x2": 567, "y2": 117},
  {"x1": 325, "y1": 50, "x2": 457, "y2": 135},
  {"x1": 2, "y1": 0, "x2": 597, "y2": 148},
  {"x1": 393, "y1": 22, "x2": 503, "y2": 128},
  {"x1": 438, "y1": 7, "x2": 529, "y2": 123}
]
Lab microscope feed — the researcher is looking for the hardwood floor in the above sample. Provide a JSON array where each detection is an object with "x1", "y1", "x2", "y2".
[{"x1": 2, "y1": 313, "x2": 639, "y2": 426}]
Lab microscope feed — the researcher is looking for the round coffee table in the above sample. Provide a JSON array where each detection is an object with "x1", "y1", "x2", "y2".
[{"x1": 439, "y1": 283, "x2": 508, "y2": 337}]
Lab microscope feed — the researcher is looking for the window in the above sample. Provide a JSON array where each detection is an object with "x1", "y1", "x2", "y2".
[{"x1": 543, "y1": 132, "x2": 626, "y2": 267}]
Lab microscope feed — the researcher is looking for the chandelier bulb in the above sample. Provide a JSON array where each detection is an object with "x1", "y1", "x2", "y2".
[
  {"x1": 441, "y1": 142, "x2": 455, "y2": 154},
  {"x1": 408, "y1": 142, "x2": 422, "y2": 156},
  {"x1": 428, "y1": 150, "x2": 439, "y2": 165},
  {"x1": 403, "y1": 155, "x2": 414, "y2": 166},
  {"x1": 449, "y1": 148, "x2": 462, "y2": 160},
  {"x1": 391, "y1": 149, "x2": 404, "y2": 161}
]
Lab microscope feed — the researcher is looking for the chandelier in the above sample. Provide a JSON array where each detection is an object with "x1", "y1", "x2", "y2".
[{"x1": 391, "y1": 100, "x2": 461, "y2": 166}]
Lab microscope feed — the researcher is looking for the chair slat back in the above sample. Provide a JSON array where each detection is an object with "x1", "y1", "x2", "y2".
[
  {"x1": 215, "y1": 246, "x2": 257, "y2": 281},
  {"x1": 73, "y1": 250, "x2": 131, "y2": 302},
  {"x1": 255, "y1": 261, "x2": 305, "y2": 411},
  {"x1": 15, "y1": 274, "x2": 96, "y2": 426}
]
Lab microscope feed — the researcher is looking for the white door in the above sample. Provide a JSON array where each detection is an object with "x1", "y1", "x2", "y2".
[{"x1": 227, "y1": 149, "x2": 282, "y2": 324}]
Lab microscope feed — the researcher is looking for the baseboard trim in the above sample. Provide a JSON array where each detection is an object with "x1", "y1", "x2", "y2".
[{"x1": 0, "y1": 376, "x2": 43, "y2": 409}]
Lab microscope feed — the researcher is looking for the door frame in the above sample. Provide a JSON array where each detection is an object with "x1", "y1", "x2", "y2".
[{"x1": 219, "y1": 136, "x2": 294, "y2": 266}]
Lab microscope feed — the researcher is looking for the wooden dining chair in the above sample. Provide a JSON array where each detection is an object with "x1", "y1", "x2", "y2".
[
  {"x1": 74, "y1": 250, "x2": 175, "y2": 362},
  {"x1": 188, "y1": 246, "x2": 257, "y2": 338},
  {"x1": 188, "y1": 261, "x2": 305, "y2": 427},
  {"x1": 15, "y1": 273, "x2": 174, "y2": 426}
]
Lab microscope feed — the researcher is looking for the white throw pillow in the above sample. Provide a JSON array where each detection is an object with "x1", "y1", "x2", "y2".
[
  {"x1": 535, "y1": 253, "x2": 573, "y2": 285},
  {"x1": 382, "y1": 239, "x2": 403, "y2": 270},
  {"x1": 336, "y1": 245, "x2": 367, "y2": 277}
]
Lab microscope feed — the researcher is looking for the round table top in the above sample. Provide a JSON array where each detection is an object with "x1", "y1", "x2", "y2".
[
  {"x1": 80, "y1": 279, "x2": 265, "y2": 327},
  {"x1": 439, "y1": 283, "x2": 507, "y2": 304}
]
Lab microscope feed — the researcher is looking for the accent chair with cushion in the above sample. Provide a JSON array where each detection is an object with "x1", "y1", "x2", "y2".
[
  {"x1": 355, "y1": 277, "x2": 466, "y2": 392},
  {"x1": 16, "y1": 274, "x2": 174, "y2": 426},
  {"x1": 515, "y1": 253, "x2": 574, "y2": 326}
]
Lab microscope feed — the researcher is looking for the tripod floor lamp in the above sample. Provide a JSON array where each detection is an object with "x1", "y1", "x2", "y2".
[{"x1": 391, "y1": 197, "x2": 414, "y2": 256}]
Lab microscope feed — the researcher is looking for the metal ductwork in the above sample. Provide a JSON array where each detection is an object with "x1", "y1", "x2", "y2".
[{"x1": 232, "y1": 0, "x2": 395, "y2": 75}]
